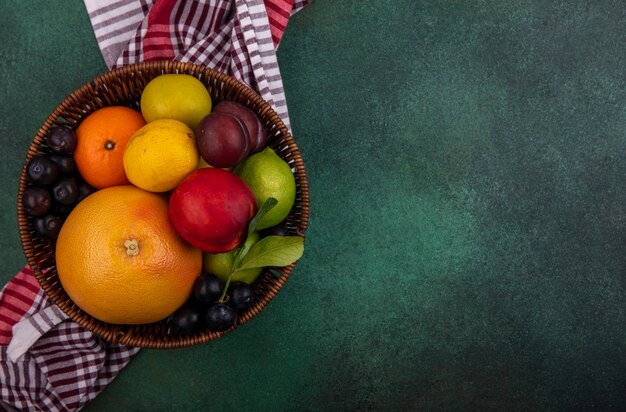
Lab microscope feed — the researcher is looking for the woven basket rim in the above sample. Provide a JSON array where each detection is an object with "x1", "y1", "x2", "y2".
[{"x1": 17, "y1": 60, "x2": 309, "y2": 349}]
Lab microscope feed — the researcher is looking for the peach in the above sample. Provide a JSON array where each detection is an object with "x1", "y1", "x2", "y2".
[{"x1": 169, "y1": 168, "x2": 257, "y2": 253}]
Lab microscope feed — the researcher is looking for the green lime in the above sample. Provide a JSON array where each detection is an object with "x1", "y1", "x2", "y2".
[
  {"x1": 234, "y1": 147, "x2": 296, "y2": 230},
  {"x1": 203, "y1": 231, "x2": 262, "y2": 284}
]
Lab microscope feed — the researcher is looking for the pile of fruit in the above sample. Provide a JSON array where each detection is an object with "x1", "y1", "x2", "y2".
[{"x1": 22, "y1": 73, "x2": 303, "y2": 335}]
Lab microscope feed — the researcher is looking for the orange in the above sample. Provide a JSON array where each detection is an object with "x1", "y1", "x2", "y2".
[
  {"x1": 75, "y1": 106, "x2": 146, "y2": 189},
  {"x1": 55, "y1": 185, "x2": 202, "y2": 324}
]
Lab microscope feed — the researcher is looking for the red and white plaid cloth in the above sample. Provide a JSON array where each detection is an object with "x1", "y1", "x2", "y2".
[{"x1": 0, "y1": 1, "x2": 309, "y2": 410}]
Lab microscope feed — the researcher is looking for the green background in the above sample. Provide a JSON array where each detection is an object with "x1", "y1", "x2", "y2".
[{"x1": 1, "y1": 0, "x2": 624, "y2": 410}]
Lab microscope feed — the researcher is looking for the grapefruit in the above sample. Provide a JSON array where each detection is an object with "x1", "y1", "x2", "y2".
[{"x1": 55, "y1": 185, "x2": 202, "y2": 324}]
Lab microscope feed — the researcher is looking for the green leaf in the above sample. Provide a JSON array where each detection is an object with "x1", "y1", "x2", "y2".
[
  {"x1": 235, "y1": 236, "x2": 304, "y2": 271},
  {"x1": 247, "y1": 197, "x2": 278, "y2": 236}
]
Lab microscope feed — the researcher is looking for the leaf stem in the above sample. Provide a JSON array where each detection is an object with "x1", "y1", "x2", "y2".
[
  {"x1": 218, "y1": 197, "x2": 278, "y2": 302},
  {"x1": 219, "y1": 246, "x2": 243, "y2": 302},
  {"x1": 219, "y1": 274, "x2": 232, "y2": 302}
]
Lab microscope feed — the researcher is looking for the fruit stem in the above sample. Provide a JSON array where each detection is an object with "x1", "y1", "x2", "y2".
[{"x1": 124, "y1": 239, "x2": 139, "y2": 256}]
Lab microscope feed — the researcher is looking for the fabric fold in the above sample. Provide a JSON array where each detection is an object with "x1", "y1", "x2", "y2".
[
  {"x1": 84, "y1": 0, "x2": 309, "y2": 129},
  {"x1": 7, "y1": 304, "x2": 68, "y2": 362}
]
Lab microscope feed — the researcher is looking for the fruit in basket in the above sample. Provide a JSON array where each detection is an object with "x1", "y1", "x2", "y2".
[
  {"x1": 260, "y1": 223, "x2": 291, "y2": 237},
  {"x1": 193, "y1": 272, "x2": 223, "y2": 303},
  {"x1": 123, "y1": 119, "x2": 199, "y2": 192},
  {"x1": 51, "y1": 204, "x2": 72, "y2": 218},
  {"x1": 228, "y1": 282, "x2": 256, "y2": 312},
  {"x1": 15, "y1": 64, "x2": 309, "y2": 347},
  {"x1": 51, "y1": 177, "x2": 78, "y2": 206},
  {"x1": 55, "y1": 185, "x2": 202, "y2": 324},
  {"x1": 234, "y1": 147, "x2": 296, "y2": 230},
  {"x1": 26, "y1": 157, "x2": 58, "y2": 186},
  {"x1": 213, "y1": 101, "x2": 267, "y2": 153},
  {"x1": 49, "y1": 155, "x2": 76, "y2": 174},
  {"x1": 47, "y1": 125, "x2": 77, "y2": 154},
  {"x1": 76, "y1": 180, "x2": 96, "y2": 202},
  {"x1": 75, "y1": 106, "x2": 146, "y2": 189},
  {"x1": 34, "y1": 214, "x2": 63, "y2": 239},
  {"x1": 203, "y1": 231, "x2": 262, "y2": 284},
  {"x1": 141, "y1": 74, "x2": 212, "y2": 130},
  {"x1": 197, "y1": 112, "x2": 249, "y2": 168},
  {"x1": 169, "y1": 168, "x2": 257, "y2": 253},
  {"x1": 171, "y1": 304, "x2": 204, "y2": 336},
  {"x1": 22, "y1": 187, "x2": 52, "y2": 216},
  {"x1": 206, "y1": 302, "x2": 237, "y2": 332}
]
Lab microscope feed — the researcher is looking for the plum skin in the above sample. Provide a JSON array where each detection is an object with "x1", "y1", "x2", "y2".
[
  {"x1": 213, "y1": 101, "x2": 267, "y2": 153},
  {"x1": 196, "y1": 112, "x2": 249, "y2": 168}
]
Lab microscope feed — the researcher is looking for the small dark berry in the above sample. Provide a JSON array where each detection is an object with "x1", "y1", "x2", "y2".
[
  {"x1": 260, "y1": 223, "x2": 291, "y2": 237},
  {"x1": 33, "y1": 215, "x2": 62, "y2": 239},
  {"x1": 206, "y1": 302, "x2": 237, "y2": 332},
  {"x1": 47, "y1": 126, "x2": 77, "y2": 154},
  {"x1": 26, "y1": 157, "x2": 58, "y2": 186},
  {"x1": 22, "y1": 187, "x2": 52, "y2": 217},
  {"x1": 49, "y1": 155, "x2": 76, "y2": 174},
  {"x1": 171, "y1": 304, "x2": 203, "y2": 336},
  {"x1": 228, "y1": 282, "x2": 255, "y2": 312},
  {"x1": 51, "y1": 204, "x2": 73, "y2": 218},
  {"x1": 52, "y1": 177, "x2": 78, "y2": 206},
  {"x1": 76, "y1": 180, "x2": 97, "y2": 202},
  {"x1": 193, "y1": 273, "x2": 223, "y2": 303}
]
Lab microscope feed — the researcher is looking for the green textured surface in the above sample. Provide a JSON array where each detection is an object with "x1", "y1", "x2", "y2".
[{"x1": 1, "y1": 0, "x2": 625, "y2": 410}]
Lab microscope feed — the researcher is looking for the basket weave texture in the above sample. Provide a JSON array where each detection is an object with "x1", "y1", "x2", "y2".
[{"x1": 17, "y1": 61, "x2": 309, "y2": 349}]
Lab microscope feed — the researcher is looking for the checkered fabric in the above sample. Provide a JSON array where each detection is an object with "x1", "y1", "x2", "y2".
[
  {"x1": 85, "y1": 0, "x2": 310, "y2": 129},
  {"x1": 0, "y1": 1, "x2": 309, "y2": 410}
]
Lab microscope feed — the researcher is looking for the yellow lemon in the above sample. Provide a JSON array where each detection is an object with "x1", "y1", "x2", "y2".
[
  {"x1": 123, "y1": 119, "x2": 199, "y2": 192},
  {"x1": 141, "y1": 74, "x2": 212, "y2": 131}
]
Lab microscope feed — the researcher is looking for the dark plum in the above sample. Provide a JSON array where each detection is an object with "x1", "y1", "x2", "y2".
[
  {"x1": 47, "y1": 125, "x2": 77, "y2": 154},
  {"x1": 22, "y1": 187, "x2": 52, "y2": 217},
  {"x1": 51, "y1": 204, "x2": 73, "y2": 218},
  {"x1": 33, "y1": 215, "x2": 62, "y2": 239},
  {"x1": 76, "y1": 180, "x2": 96, "y2": 202},
  {"x1": 193, "y1": 272, "x2": 223, "y2": 303},
  {"x1": 260, "y1": 223, "x2": 291, "y2": 238},
  {"x1": 213, "y1": 101, "x2": 266, "y2": 153},
  {"x1": 49, "y1": 155, "x2": 76, "y2": 174},
  {"x1": 228, "y1": 282, "x2": 255, "y2": 312},
  {"x1": 52, "y1": 177, "x2": 78, "y2": 206},
  {"x1": 26, "y1": 157, "x2": 58, "y2": 185},
  {"x1": 170, "y1": 304, "x2": 203, "y2": 336},
  {"x1": 196, "y1": 112, "x2": 249, "y2": 168},
  {"x1": 251, "y1": 116, "x2": 267, "y2": 153},
  {"x1": 206, "y1": 302, "x2": 237, "y2": 332}
]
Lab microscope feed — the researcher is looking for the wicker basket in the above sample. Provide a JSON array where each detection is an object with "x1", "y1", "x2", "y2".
[{"x1": 17, "y1": 61, "x2": 309, "y2": 349}]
